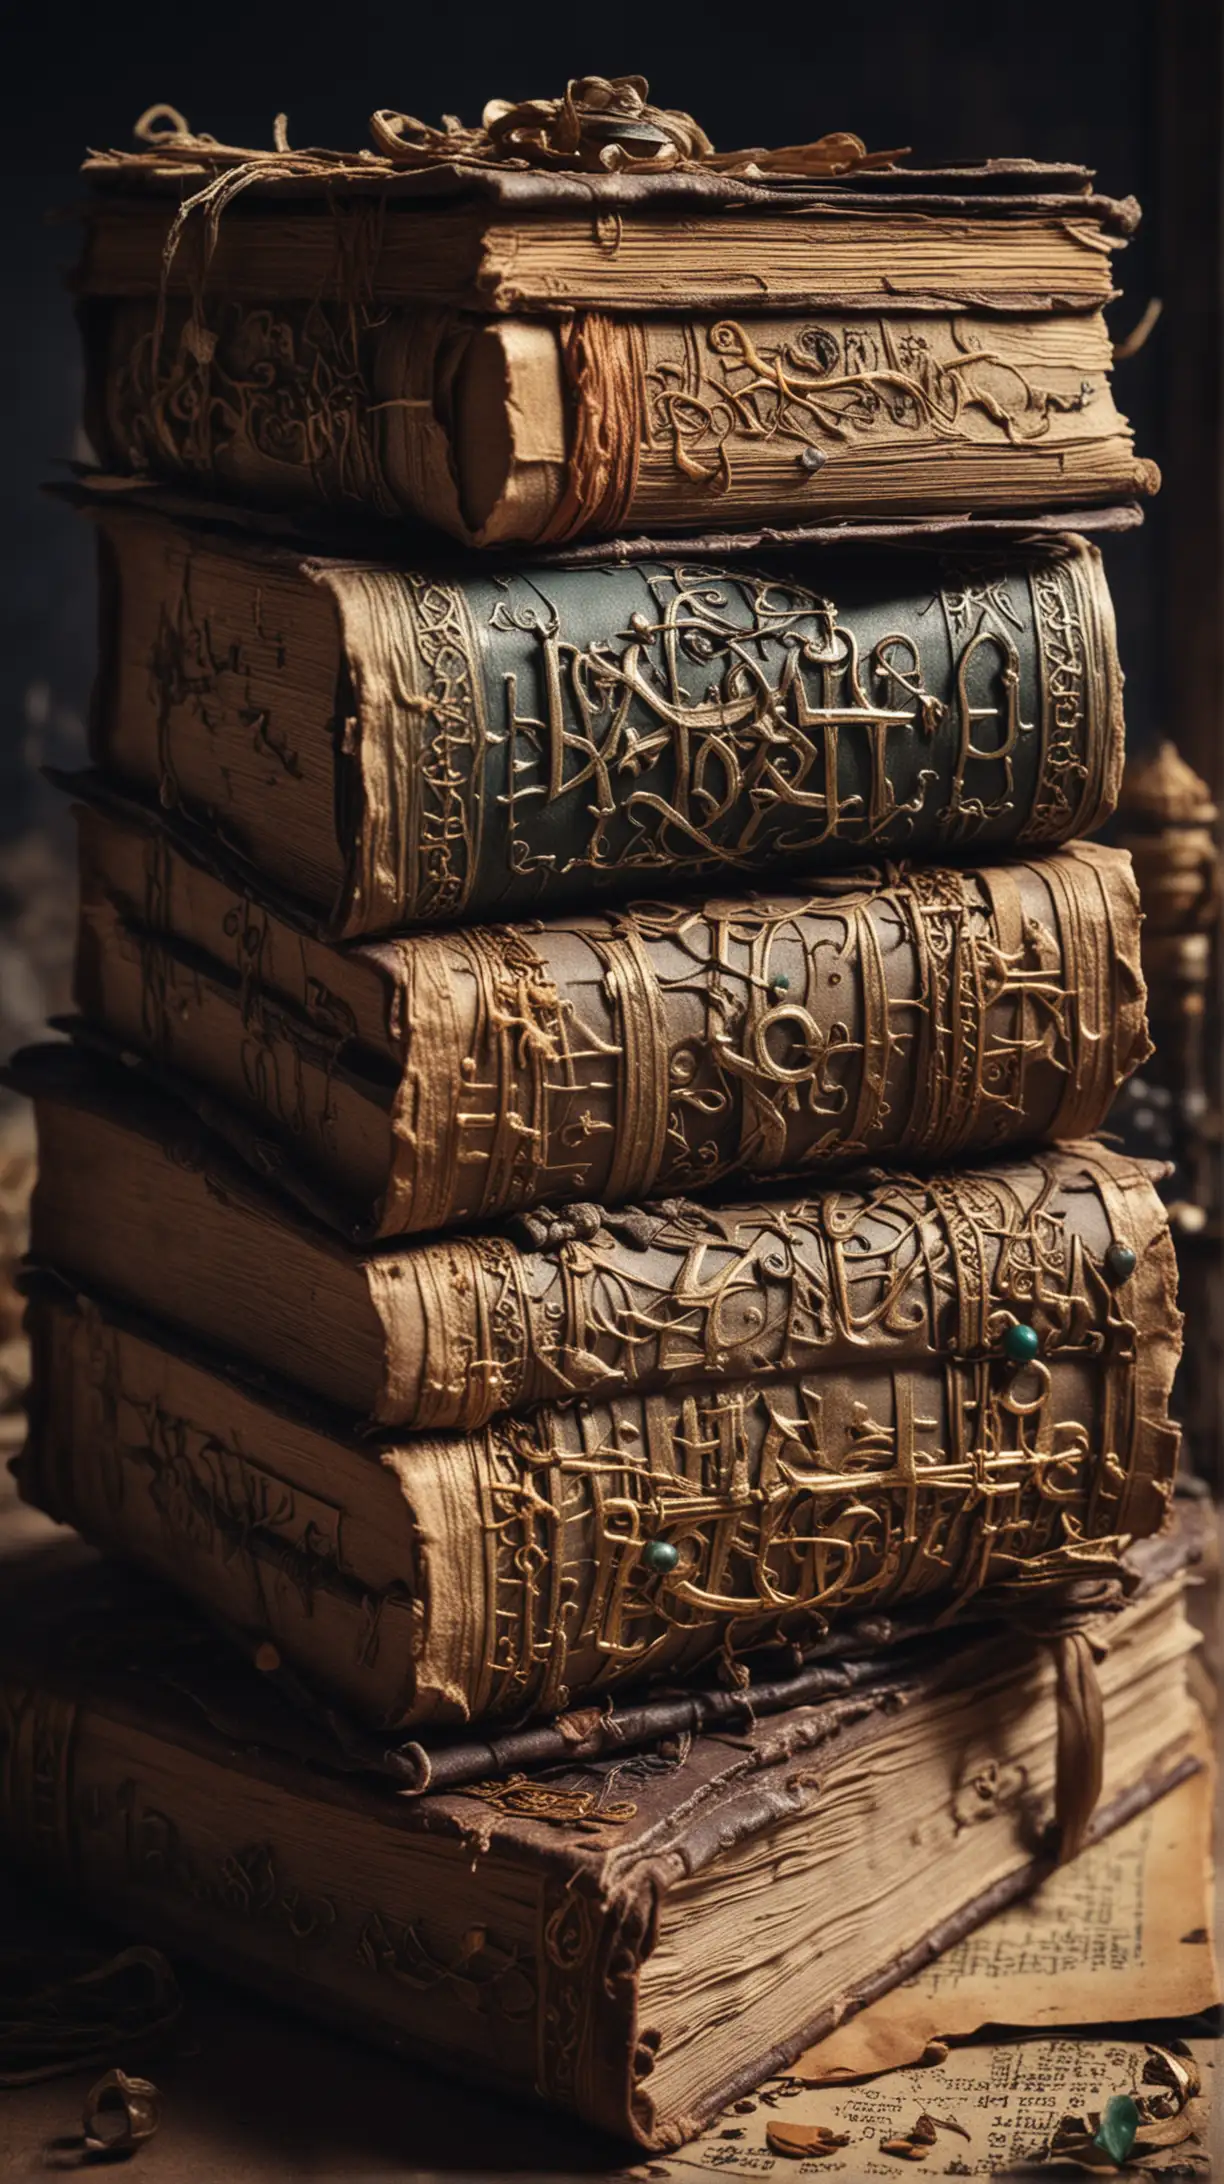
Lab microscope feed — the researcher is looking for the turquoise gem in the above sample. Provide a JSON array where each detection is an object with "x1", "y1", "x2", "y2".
[
  {"x1": 642, "y1": 1539, "x2": 679, "y2": 1575},
  {"x1": 1093, "y1": 2093, "x2": 1139, "y2": 2165},
  {"x1": 1004, "y1": 1322, "x2": 1040, "y2": 1366},
  {"x1": 1104, "y1": 1242, "x2": 1138, "y2": 1286}
]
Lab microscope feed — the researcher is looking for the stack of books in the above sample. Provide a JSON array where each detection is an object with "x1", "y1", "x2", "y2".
[{"x1": 2, "y1": 82, "x2": 1204, "y2": 2149}]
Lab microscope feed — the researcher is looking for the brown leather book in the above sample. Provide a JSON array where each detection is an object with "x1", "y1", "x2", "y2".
[
  {"x1": 0, "y1": 1538, "x2": 1203, "y2": 2145},
  {"x1": 71, "y1": 797, "x2": 1149, "y2": 1241},
  {"x1": 86, "y1": 507, "x2": 1126, "y2": 937},
  {"x1": 22, "y1": 1042, "x2": 1180, "y2": 1441},
  {"x1": 78, "y1": 92, "x2": 1156, "y2": 544},
  {"x1": 19, "y1": 1199, "x2": 1179, "y2": 1730}
]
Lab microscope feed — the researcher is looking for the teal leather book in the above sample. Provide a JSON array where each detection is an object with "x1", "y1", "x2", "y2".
[{"x1": 91, "y1": 507, "x2": 1122, "y2": 937}]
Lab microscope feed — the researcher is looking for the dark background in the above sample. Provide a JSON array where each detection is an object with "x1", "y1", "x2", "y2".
[{"x1": 0, "y1": 0, "x2": 1219, "y2": 1038}]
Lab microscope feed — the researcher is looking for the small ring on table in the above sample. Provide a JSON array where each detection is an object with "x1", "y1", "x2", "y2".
[{"x1": 82, "y1": 2068, "x2": 161, "y2": 2155}]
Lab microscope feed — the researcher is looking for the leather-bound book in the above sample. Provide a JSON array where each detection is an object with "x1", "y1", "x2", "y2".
[
  {"x1": 19, "y1": 1176, "x2": 1179, "y2": 1726},
  {"x1": 88, "y1": 508, "x2": 1124, "y2": 934},
  {"x1": 71, "y1": 798, "x2": 1148, "y2": 1240},
  {"x1": 22, "y1": 1042, "x2": 1179, "y2": 1439},
  {"x1": 0, "y1": 1540, "x2": 1203, "y2": 2144},
  {"x1": 78, "y1": 89, "x2": 1156, "y2": 544}
]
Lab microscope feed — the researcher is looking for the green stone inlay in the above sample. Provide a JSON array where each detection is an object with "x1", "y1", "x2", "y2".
[
  {"x1": 1093, "y1": 2093, "x2": 1140, "y2": 2165},
  {"x1": 1004, "y1": 1322, "x2": 1040, "y2": 1367}
]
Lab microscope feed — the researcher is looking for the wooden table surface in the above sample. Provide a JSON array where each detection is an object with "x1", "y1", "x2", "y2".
[{"x1": 0, "y1": 1878, "x2": 623, "y2": 2180}]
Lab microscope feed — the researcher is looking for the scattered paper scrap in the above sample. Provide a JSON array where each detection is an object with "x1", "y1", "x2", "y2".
[
  {"x1": 798, "y1": 1756, "x2": 1217, "y2": 2086},
  {"x1": 625, "y1": 2037, "x2": 1215, "y2": 2179},
  {"x1": 765, "y1": 2120, "x2": 851, "y2": 2158}
]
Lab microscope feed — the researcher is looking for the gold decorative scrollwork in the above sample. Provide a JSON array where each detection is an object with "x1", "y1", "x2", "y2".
[
  {"x1": 648, "y1": 318, "x2": 1097, "y2": 493},
  {"x1": 500, "y1": 566, "x2": 950, "y2": 876},
  {"x1": 455, "y1": 1141, "x2": 1169, "y2": 1718},
  {"x1": 388, "y1": 847, "x2": 1141, "y2": 1235}
]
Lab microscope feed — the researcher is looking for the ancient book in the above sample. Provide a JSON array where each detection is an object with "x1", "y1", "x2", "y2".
[
  {"x1": 80, "y1": 104, "x2": 1138, "y2": 320},
  {"x1": 88, "y1": 300, "x2": 1153, "y2": 548},
  {"x1": 19, "y1": 1219, "x2": 1179, "y2": 1731},
  {"x1": 88, "y1": 507, "x2": 1125, "y2": 934},
  {"x1": 71, "y1": 800, "x2": 1149, "y2": 1240},
  {"x1": 0, "y1": 1539, "x2": 1202, "y2": 2144},
  {"x1": 23, "y1": 1042, "x2": 1180, "y2": 1441},
  {"x1": 77, "y1": 95, "x2": 1156, "y2": 544}
]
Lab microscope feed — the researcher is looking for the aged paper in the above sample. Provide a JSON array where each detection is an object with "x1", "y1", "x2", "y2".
[
  {"x1": 796, "y1": 1757, "x2": 1218, "y2": 2084},
  {"x1": 621, "y1": 1761, "x2": 1218, "y2": 2181},
  {"x1": 631, "y1": 2036, "x2": 1216, "y2": 2179}
]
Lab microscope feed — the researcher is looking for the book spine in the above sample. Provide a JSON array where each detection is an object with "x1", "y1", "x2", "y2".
[
  {"x1": 374, "y1": 843, "x2": 1148, "y2": 1236},
  {"x1": 93, "y1": 518, "x2": 1127, "y2": 934},
  {"x1": 395, "y1": 1182, "x2": 1181, "y2": 1727},
  {"x1": 312, "y1": 533, "x2": 1125, "y2": 931},
  {"x1": 384, "y1": 1143, "x2": 1172, "y2": 1433},
  {"x1": 88, "y1": 299, "x2": 1156, "y2": 549},
  {"x1": 560, "y1": 311, "x2": 1155, "y2": 542}
]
